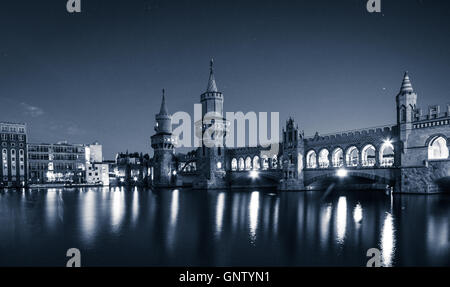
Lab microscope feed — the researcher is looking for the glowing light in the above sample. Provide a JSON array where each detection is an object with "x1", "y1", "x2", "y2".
[
  {"x1": 384, "y1": 138, "x2": 393, "y2": 146},
  {"x1": 133, "y1": 176, "x2": 138, "y2": 181},
  {"x1": 120, "y1": 178, "x2": 124, "y2": 183},
  {"x1": 216, "y1": 162, "x2": 222, "y2": 169},
  {"x1": 172, "y1": 170, "x2": 177, "y2": 176},
  {"x1": 249, "y1": 170, "x2": 259, "y2": 179},
  {"x1": 336, "y1": 168, "x2": 348, "y2": 178},
  {"x1": 336, "y1": 196, "x2": 347, "y2": 244},
  {"x1": 353, "y1": 203, "x2": 363, "y2": 223}
]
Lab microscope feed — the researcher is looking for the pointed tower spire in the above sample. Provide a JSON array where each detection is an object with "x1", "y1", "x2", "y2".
[
  {"x1": 159, "y1": 88, "x2": 169, "y2": 115},
  {"x1": 206, "y1": 59, "x2": 218, "y2": 92},
  {"x1": 400, "y1": 71, "x2": 414, "y2": 93}
]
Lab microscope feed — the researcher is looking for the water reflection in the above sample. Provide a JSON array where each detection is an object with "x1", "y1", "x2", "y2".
[
  {"x1": 80, "y1": 190, "x2": 97, "y2": 245},
  {"x1": 215, "y1": 192, "x2": 225, "y2": 236},
  {"x1": 336, "y1": 196, "x2": 347, "y2": 244},
  {"x1": 353, "y1": 203, "x2": 363, "y2": 224},
  {"x1": 111, "y1": 187, "x2": 125, "y2": 232},
  {"x1": 380, "y1": 212, "x2": 395, "y2": 267},
  {"x1": 249, "y1": 191, "x2": 260, "y2": 243},
  {"x1": 0, "y1": 188, "x2": 449, "y2": 266}
]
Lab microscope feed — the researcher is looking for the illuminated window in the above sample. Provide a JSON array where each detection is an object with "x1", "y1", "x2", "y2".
[
  {"x1": 380, "y1": 141, "x2": 394, "y2": 167},
  {"x1": 332, "y1": 148, "x2": 344, "y2": 167},
  {"x1": 238, "y1": 158, "x2": 244, "y2": 171},
  {"x1": 318, "y1": 149, "x2": 329, "y2": 168},
  {"x1": 306, "y1": 150, "x2": 317, "y2": 169},
  {"x1": 245, "y1": 157, "x2": 252, "y2": 170},
  {"x1": 252, "y1": 156, "x2": 260, "y2": 170},
  {"x1": 361, "y1": 145, "x2": 376, "y2": 167},
  {"x1": 346, "y1": 146, "x2": 359, "y2": 167},
  {"x1": 428, "y1": 136, "x2": 448, "y2": 160},
  {"x1": 231, "y1": 158, "x2": 237, "y2": 171}
]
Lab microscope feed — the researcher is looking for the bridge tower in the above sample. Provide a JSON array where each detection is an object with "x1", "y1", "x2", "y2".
[
  {"x1": 396, "y1": 72, "x2": 417, "y2": 165},
  {"x1": 151, "y1": 90, "x2": 177, "y2": 187},
  {"x1": 278, "y1": 118, "x2": 305, "y2": 190},
  {"x1": 193, "y1": 60, "x2": 229, "y2": 189}
]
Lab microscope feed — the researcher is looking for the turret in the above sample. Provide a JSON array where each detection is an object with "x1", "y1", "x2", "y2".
[
  {"x1": 151, "y1": 90, "x2": 176, "y2": 187},
  {"x1": 154, "y1": 89, "x2": 172, "y2": 134},
  {"x1": 396, "y1": 72, "x2": 417, "y2": 125}
]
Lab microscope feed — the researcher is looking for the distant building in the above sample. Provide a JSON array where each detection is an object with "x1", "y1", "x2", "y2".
[
  {"x1": 27, "y1": 141, "x2": 86, "y2": 184},
  {"x1": 115, "y1": 152, "x2": 151, "y2": 186},
  {"x1": 0, "y1": 122, "x2": 27, "y2": 188},
  {"x1": 85, "y1": 142, "x2": 109, "y2": 186}
]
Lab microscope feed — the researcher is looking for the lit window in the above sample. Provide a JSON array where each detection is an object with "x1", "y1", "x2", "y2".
[{"x1": 428, "y1": 136, "x2": 449, "y2": 160}]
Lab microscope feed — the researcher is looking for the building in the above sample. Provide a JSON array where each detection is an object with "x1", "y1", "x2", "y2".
[
  {"x1": 114, "y1": 152, "x2": 151, "y2": 186},
  {"x1": 149, "y1": 62, "x2": 450, "y2": 193},
  {"x1": 27, "y1": 141, "x2": 86, "y2": 184},
  {"x1": 85, "y1": 142, "x2": 109, "y2": 186},
  {"x1": 0, "y1": 122, "x2": 27, "y2": 188}
]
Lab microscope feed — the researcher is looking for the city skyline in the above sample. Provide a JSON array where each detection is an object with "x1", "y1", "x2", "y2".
[{"x1": 1, "y1": 0, "x2": 450, "y2": 159}]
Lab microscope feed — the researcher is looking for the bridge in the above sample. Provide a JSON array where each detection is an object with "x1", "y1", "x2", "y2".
[{"x1": 154, "y1": 72, "x2": 450, "y2": 193}]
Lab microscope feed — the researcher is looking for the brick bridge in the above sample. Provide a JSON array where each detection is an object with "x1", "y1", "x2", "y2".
[{"x1": 158, "y1": 72, "x2": 450, "y2": 193}]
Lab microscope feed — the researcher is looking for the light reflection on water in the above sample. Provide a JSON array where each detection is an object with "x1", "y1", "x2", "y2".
[{"x1": 0, "y1": 187, "x2": 449, "y2": 266}]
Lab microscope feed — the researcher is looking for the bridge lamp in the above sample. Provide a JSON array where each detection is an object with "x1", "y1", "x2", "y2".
[
  {"x1": 249, "y1": 170, "x2": 259, "y2": 179},
  {"x1": 133, "y1": 176, "x2": 138, "y2": 181},
  {"x1": 384, "y1": 138, "x2": 393, "y2": 146},
  {"x1": 336, "y1": 168, "x2": 348, "y2": 178}
]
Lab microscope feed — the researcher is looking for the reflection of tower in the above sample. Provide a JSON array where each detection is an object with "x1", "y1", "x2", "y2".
[
  {"x1": 151, "y1": 90, "x2": 177, "y2": 187},
  {"x1": 193, "y1": 60, "x2": 229, "y2": 189},
  {"x1": 278, "y1": 118, "x2": 304, "y2": 190}
]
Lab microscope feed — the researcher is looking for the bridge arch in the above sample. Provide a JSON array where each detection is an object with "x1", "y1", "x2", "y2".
[
  {"x1": 379, "y1": 141, "x2": 395, "y2": 167},
  {"x1": 245, "y1": 156, "x2": 252, "y2": 170},
  {"x1": 231, "y1": 158, "x2": 237, "y2": 171},
  {"x1": 427, "y1": 135, "x2": 449, "y2": 160},
  {"x1": 332, "y1": 147, "x2": 344, "y2": 167},
  {"x1": 306, "y1": 150, "x2": 317, "y2": 169},
  {"x1": 318, "y1": 148, "x2": 330, "y2": 168},
  {"x1": 361, "y1": 144, "x2": 376, "y2": 167},
  {"x1": 238, "y1": 157, "x2": 245, "y2": 171},
  {"x1": 345, "y1": 146, "x2": 359, "y2": 167},
  {"x1": 253, "y1": 156, "x2": 260, "y2": 170}
]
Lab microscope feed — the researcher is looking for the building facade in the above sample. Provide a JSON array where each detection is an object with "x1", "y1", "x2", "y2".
[
  {"x1": 85, "y1": 142, "x2": 109, "y2": 186},
  {"x1": 0, "y1": 122, "x2": 27, "y2": 188},
  {"x1": 28, "y1": 141, "x2": 87, "y2": 184}
]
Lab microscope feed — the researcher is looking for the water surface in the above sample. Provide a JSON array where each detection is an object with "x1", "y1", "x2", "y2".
[{"x1": 0, "y1": 187, "x2": 449, "y2": 266}]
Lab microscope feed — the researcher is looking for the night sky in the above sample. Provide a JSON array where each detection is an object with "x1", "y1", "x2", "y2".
[{"x1": 1, "y1": 0, "x2": 449, "y2": 159}]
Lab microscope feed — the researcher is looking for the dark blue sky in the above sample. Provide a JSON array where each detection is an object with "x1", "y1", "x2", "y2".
[{"x1": 1, "y1": 0, "x2": 449, "y2": 158}]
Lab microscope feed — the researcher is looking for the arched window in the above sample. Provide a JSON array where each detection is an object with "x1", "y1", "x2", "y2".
[
  {"x1": 253, "y1": 156, "x2": 260, "y2": 170},
  {"x1": 245, "y1": 157, "x2": 252, "y2": 170},
  {"x1": 428, "y1": 136, "x2": 449, "y2": 160},
  {"x1": 318, "y1": 149, "x2": 329, "y2": 168},
  {"x1": 231, "y1": 158, "x2": 237, "y2": 171},
  {"x1": 272, "y1": 155, "x2": 278, "y2": 169},
  {"x1": 346, "y1": 146, "x2": 359, "y2": 167},
  {"x1": 2, "y1": 149, "x2": 8, "y2": 175},
  {"x1": 306, "y1": 150, "x2": 317, "y2": 169},
  {"x1": 400, "y1": 106, "x2": 406, "y2": 123},
  {"x1": 380, "y1": 141, "x2": 395, "y2": 167},
  {"x1": 238, "y1": 158, "x2": 245, "y2": 171},
  {"x1": 261, "y1": 155, "x2": 269, "y2": 170},
  {"x1": 361, "y1": 144, "x2": 376, "y2": 167},
  {"x1": 332, "y1": 148, "x2": 344, "y2": 167}
]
